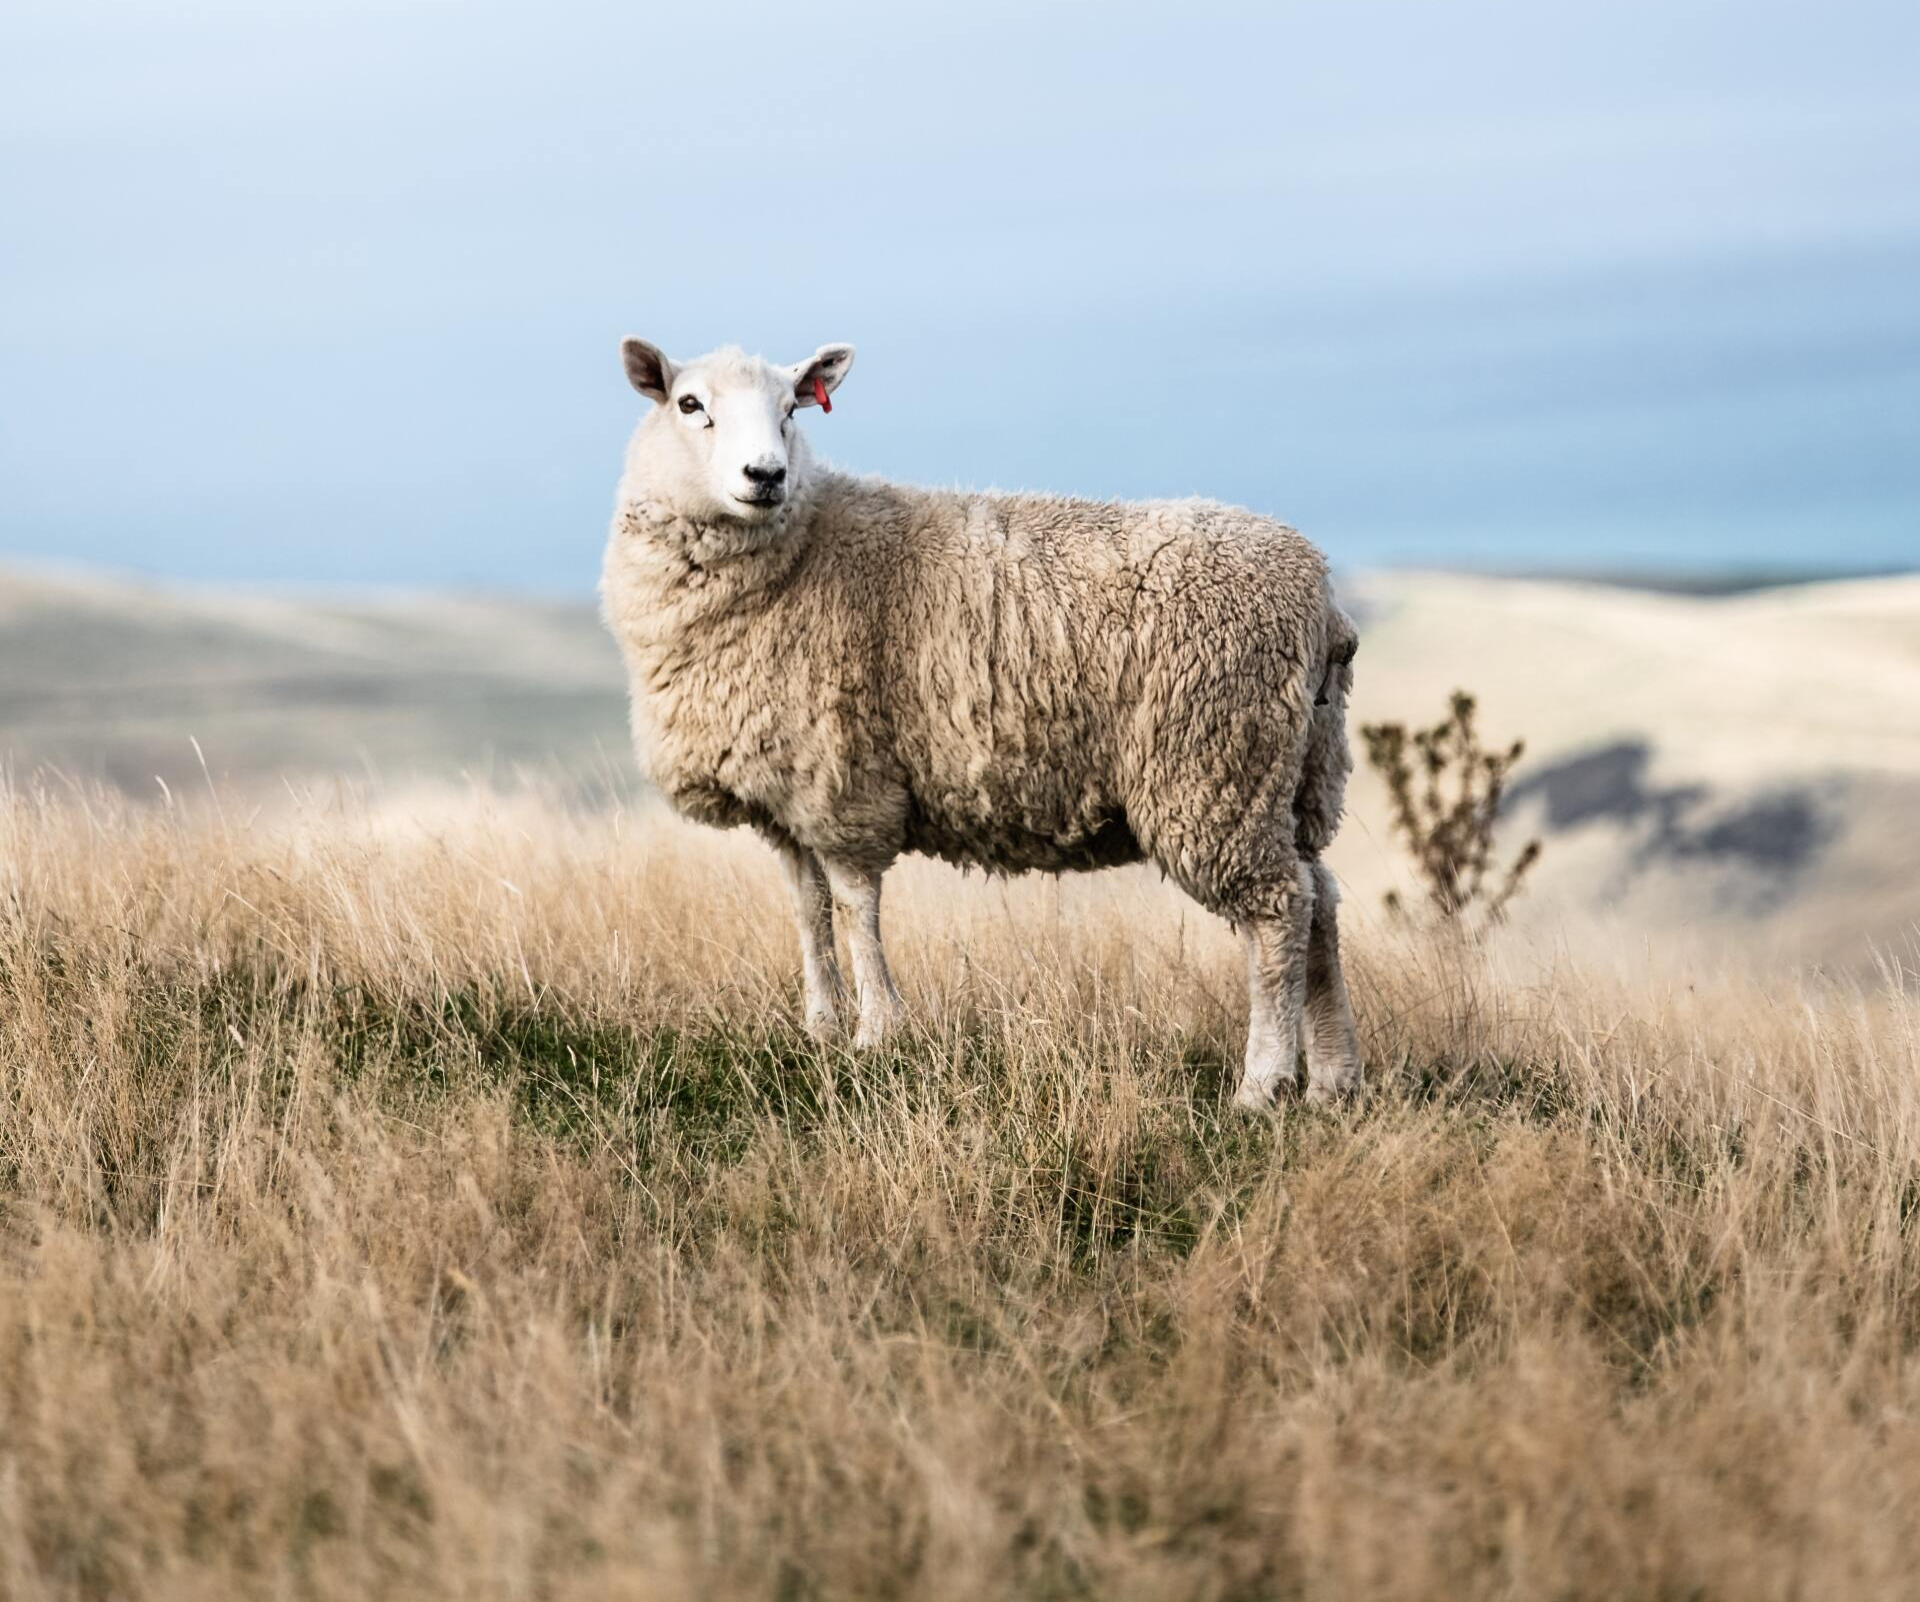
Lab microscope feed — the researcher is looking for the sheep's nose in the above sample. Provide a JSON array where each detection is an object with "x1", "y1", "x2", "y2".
[{"x1": 742, "y1": 462, "x2": 786, "y2": 487}]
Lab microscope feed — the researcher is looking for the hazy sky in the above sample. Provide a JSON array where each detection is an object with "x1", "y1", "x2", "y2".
[{"x1": 3, "y1": 0, "x2": 1916, "y2": 591}]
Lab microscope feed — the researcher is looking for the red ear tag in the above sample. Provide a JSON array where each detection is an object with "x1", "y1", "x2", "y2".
[{"x1": 812, "y1": 375, "x2": 832, "y2": 414}]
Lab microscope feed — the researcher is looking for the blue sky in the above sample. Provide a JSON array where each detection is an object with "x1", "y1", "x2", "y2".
[{"x1": 3, "y1": 0, "x2": 1916, "y2": 591}]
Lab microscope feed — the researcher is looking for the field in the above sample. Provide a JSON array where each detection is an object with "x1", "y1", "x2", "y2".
[{"x1": 4, "y1": 787, "x2": 1918, "y2": 1600}]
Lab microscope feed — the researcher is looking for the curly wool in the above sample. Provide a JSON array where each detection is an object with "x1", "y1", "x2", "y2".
[{"x1": 603, "y1": 467, "x2": 1354, "y2": 923}]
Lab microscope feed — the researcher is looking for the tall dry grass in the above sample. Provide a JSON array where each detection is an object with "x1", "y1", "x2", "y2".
[{"x1": 1, "y1": 780, "x2": 1917, "y2": 1600}]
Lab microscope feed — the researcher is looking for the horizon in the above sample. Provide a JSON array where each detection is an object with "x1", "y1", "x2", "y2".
[
  {"x1": 4, "y1": 1, "x2": 1917, "y2": 592},
  {"x1": 7, "y1": 548, "x2": 1915, "y2": 608}
]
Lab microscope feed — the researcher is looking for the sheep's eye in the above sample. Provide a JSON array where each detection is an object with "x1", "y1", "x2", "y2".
[{"x1": 677, "y1": 394, "x2": 703, "y2": 415}]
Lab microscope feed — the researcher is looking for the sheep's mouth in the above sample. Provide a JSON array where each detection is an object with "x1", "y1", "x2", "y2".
[{"x1": 732, "y1": 491, "x2": 785, "y2": 510}]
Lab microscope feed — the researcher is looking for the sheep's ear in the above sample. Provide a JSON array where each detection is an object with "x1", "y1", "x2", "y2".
[
  {"x1": 790, "y1": 344, "x2": 855, "y2": 408},
  {"x1": 622, "y1": 338, "x2": 675, "y2": 404}
]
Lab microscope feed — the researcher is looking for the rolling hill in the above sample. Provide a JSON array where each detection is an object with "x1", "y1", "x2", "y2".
[
  {"x1": 1333, "y1": 570, "x2": 1920, "y2": 966},
  {"x1": 2, "y1": 560, "x2": 1913, "y2": 966}
]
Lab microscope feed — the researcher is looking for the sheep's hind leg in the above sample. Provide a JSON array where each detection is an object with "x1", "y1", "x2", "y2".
[
  {"x1": 774, "y1": 842, "x2": 845, "y2": 1041},
  {"x1": 1232, "y1": 861, "x2": 1314, "y2": 1110},
  {"x1": 1302, "y1": 860, "x2": 1363, "y2": 1103},
  {"x1": 1236, "y1": 925, "x2": 1298, "y2": 1107},
  {"x1": 821, "y1": 857, "x2": 905, "y2": 1049}
]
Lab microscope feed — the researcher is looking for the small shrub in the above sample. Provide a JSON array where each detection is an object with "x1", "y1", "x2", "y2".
[{"x1": 1361, "y1": 689, "x2": 1541, "y2": 923}]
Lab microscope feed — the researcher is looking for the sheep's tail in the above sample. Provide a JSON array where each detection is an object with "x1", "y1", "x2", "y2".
[{"x1": 1295, "y1": 599, "x2": 1357, "y2": 856}]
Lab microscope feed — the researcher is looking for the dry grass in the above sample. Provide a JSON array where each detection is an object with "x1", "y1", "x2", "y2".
[{"x1": 2, "y1": 782, "x2": 1918, "y2": 1600}]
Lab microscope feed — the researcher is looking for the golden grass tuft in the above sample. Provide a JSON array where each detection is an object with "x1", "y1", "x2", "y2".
[{"x1": 2, "y1": 783, "x2": 1917, "y2": 1599}]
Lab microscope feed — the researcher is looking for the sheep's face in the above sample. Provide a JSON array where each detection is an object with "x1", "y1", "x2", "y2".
[{"x1": 620, "y1": 340, "x2": 854, "y2": 526}]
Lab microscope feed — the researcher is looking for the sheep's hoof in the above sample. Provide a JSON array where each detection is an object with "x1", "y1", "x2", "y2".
[
  {"x1": 1302, "y1": 1070, "x2": 1365, "y2": 1108},
  {"x1": 1230, "y1": 1075, "x2": 1294, "y2": 1113},
  {"x1": 852, "y1": 1012, "x2": 904, "y2": 1051}
]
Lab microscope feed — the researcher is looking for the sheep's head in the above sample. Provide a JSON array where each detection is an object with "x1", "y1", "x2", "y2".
[{"x1": 620, "y1": 339, "x2": 853, "y2": 526}]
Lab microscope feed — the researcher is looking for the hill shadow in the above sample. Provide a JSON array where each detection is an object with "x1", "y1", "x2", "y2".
[{"x1": 1505, "y1": 740, "x2": 1831, "y2": 890}]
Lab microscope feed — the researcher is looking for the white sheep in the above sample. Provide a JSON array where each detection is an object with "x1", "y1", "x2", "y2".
[{"x1": 602, "y1": 338, "x2": 1361, "y2": 1107}]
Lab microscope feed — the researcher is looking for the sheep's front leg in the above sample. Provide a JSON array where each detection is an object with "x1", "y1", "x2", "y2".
[
  {"x1": 774, "y1": 842, "x2": 845, "y2": 1041},
  {"x1": 820, "y1": 858, "x2": 905, "y2": 1049}
]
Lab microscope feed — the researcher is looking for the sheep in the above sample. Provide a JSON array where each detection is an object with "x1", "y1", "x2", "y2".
[{"x1": 602, "y1": 337, "x2": 1362, "y2": 1107}]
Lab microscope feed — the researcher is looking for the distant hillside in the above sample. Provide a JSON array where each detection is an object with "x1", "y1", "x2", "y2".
[
  {"x1": 1332, "y1": 570, "x2": 1920, "y2": 967},
  {"x1": 3, "y1": 561, "x2": 1914, "y2": 966},
  {"x1": 0, "y1": 564, "x2": 628, "y2": 795},
  {"x1": 1459, "y1": 562, "x2": 1917, "y2": 596}
]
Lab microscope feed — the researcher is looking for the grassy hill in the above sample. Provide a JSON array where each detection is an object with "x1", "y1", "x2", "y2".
[
  {"x1": 1, "y1": 565, "x2": 1916, "y2": 1594},
  {"x1": 1333, "y1": 570, "x2": 1920, "y2": 967},
  {"x1": 0, "y1": 563, "x2": 629, "y2": 795},
  {"x1": 2, "y1": 794, "x2": 1916, "y2": 1598},
  {"x1": 2, "y1": 560, "x2": 1914, "y2": 966}
]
